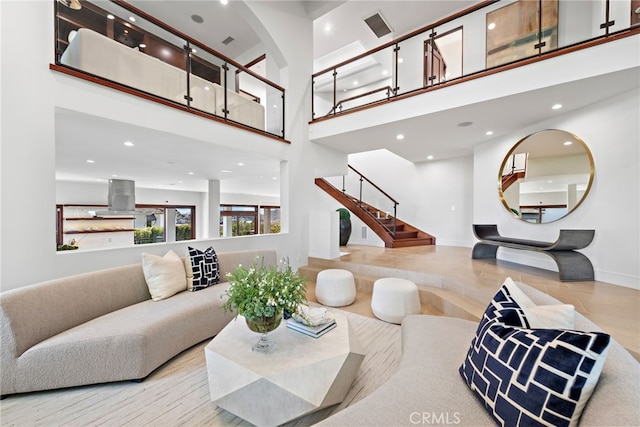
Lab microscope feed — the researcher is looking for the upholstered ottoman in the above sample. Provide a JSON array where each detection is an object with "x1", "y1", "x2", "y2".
[
  {"x1": 315, "y1": 269, "x2": 356, "y2": 307},
  {"x1": 371, "y1": 278, "x2": 420, "y2": 324}
]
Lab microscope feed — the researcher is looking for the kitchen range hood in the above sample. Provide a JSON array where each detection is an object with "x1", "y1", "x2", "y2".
[{"x1": 96, "y1": 179, "x2": 138, "y2": 216}]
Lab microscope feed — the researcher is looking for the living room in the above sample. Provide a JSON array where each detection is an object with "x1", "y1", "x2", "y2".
[{"x1": 1, "y1": 0, "x2": 639, "y2": 425}]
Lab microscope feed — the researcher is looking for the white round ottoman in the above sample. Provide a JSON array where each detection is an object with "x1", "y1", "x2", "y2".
[
  {"x1": 315, "y1": 269, "x2": 356, "y2": 307},
  {"x1": 371, "y1": 278, "x2": 421, "y2": 324}
]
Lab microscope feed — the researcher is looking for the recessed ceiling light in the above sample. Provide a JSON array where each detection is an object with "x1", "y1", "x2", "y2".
[
  {"x1": 272, "y1": 177, "x2": 277, "y2": 180},
  {"x1": 324, "y1": 23, "x2": 332, "y2": 32},
  {"x1": 205, "y1": 86, "x2": 210, "y2": 91},
  {"x1": 128, "y1": 16, "x2": 136, "y2": 22},
  {"x1": 488, "y1": 22, "x2": 496, "y2": 30},
  {"x1": 86, "y1": 159, "x2": 95, "y2": 163},
  {"x1": 396, "y1": 134, "x2": 404, "y2": 140},
  {"x1": 548, "y1": 180, "x2": 553, "y2": 183},
  {"x1": 138, "y1": 43, "x2": 146, "y2": 48},
  {"x1": 398, "y1": 58, "x2": 404, "y2": 64},
  {"x1": 382, "y1": 70, "x2": 388, "y2": 76},
  {"x1": 107, "y1": 14, "x2": 115, "y2": 20},
  {"x1": 188, "y1": 172, "x2": 194, "y2": 175},
  {"x1": 552, "y1": 103, "x2": 563, "y2": 110},
  {"x1": 563, "y1": 141, "x2": 573, "y2": 146},
  {"x1": 191, "y1": 48, "x2": 197, "y2": 54},
  {"x1": 220, "y1": 0, "x2": 228, "y2": 4},
  {"x1": 112, "y1": 174, "x2": 118, "y2": 177},
  {"x1": 221, "y1": 170, "x2": 232, "y2": 173},
  {"x1": 237, "y1": 162, "x2": 244, "y2": 166},
  {"x1": 427, "y1": 155, "x2": 434, "y2": 160},
  {"x1": 353, "y1": 80, "x2": 358, "y2": 86},
  {"x1": 457, "y1": 121, "x2": 473, "y2": 127},
  {"x1": 123, "y1": 141, "x2": 134, "y2": 147},
  {"x1": 486, "y1": 131, "x2": 494, "y2": 136}
]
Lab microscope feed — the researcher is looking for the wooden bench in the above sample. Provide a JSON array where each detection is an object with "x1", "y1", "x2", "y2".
[{"x1": 472, "y1": 224, "x2": 595, "y2": 281}]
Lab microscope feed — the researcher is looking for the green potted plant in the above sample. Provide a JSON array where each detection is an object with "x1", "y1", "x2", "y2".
[
  {"x1": 337, "y1": 208, "x2": 352, "y2": 246},
  {"x1": 223, "y1": 257, "x2": 307, "y2": 353}
]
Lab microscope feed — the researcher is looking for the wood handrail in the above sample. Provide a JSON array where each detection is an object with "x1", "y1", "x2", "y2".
[
  {"x1": 348, "y1": 164, "x2": 399, "y2": 205},
  {"x1": 50, "y1": 64, "x2": 290, "y2": 143},
  {"x1": 310, "y1": 26, "x2": 640, "y2": 124}
]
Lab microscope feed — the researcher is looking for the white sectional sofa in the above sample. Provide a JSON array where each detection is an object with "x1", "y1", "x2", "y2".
[
  {"x1": 60, "y1": 28, "x2": 265, "y2": 130},
  {"x1": 0, "y1": 249, "x2": 276, "y2": 397},
  {"x1": 318, "y1": 283, "x2": 640, "y2": 426}
]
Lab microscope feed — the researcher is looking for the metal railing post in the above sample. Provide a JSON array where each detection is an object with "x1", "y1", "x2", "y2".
[{"x1": 393, "y1": 203, "x2": 397, "y2": 237}]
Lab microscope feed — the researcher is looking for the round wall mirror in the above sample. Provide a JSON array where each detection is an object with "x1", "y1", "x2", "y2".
[{"x1": 498, "y1": 129, "x2": 594, "y2": 224}]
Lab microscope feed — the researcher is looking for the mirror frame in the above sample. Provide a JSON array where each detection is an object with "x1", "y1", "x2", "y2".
[{"x1": 497, "y1": 129, "x2": 595, "y2": 224}]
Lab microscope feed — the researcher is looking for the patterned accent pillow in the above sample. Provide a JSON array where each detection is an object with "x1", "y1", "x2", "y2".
[
  {"x1": 475, "y1": 279, "x2": 531, "y2": 332},
  {"x1": 459, "y1": 316, "x2": 610, "y2": 427},
  {"x1": 187, "y1": 246, "x2": 220, "y2": 291},
  {"x1": 479, "y1": 278, "x2": 576, "y2": 331}
]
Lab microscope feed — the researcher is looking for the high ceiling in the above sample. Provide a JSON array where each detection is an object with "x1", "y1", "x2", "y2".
[
  {"x1": 57, "y1": 0, "x2": 483, "y2": 194},
  {"x1": 55, "y1": 1, "x2": 638, "y2": 197}
]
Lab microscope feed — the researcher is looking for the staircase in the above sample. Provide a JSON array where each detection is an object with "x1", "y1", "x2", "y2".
[
  {"x1": 315, "y1": 177, "x2": 436, "y2": 248},
  {"x1": 501, "y1": 171, "x2": 526, "y2": 191}
]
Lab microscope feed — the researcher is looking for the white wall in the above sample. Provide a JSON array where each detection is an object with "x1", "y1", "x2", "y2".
[
  {"x1": 415, "y1": 155, "x2": 475, "y2": 246},
  {"x1": 474, "y1": 90, "x2": 640, "y2": 289}
]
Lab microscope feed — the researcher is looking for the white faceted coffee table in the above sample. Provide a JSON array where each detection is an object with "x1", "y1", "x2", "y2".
[{"x1": 205, "y1": 312, "x2": 365, "y2": 427}]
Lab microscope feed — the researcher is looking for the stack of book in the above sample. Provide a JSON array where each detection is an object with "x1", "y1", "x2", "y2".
[{"x1": 286, "y1": 317, "x2": 336, "y2": 338}]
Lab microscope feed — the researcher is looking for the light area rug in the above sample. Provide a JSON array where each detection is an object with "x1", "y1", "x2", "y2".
[{"x1": 0, "y1": 310, "x2": 401, "y2": 427}]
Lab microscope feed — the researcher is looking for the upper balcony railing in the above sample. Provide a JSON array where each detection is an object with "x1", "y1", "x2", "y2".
[
  {"x1": 53, "y1": 0, "x2": 286, "y2": 140},
  {"x1": 312, "y1": 0, "x2": 640, "y2": 121}
]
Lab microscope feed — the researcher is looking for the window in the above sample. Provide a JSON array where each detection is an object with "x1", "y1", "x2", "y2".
[
  {"x1": 135, "y1": 205, "x2": 195, "y2": 244},
  {"x1": 56, "y1": 204, "x2": 195, "y2": 250},
  {"x1": 220, "y1": 204, "x2": 280, "y2": 237}
]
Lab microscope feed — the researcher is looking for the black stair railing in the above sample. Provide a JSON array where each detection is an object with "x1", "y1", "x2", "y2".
[{"x1": 341, "y1": 165, "x2": 399, "y2": 237}]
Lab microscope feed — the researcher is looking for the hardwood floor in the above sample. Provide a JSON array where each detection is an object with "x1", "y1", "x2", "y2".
[{"x1": 301, "y1": 245, "x2": 640, "y2": 359}]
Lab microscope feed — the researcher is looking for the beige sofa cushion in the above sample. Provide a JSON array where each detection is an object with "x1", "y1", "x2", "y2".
[{"x1": 141, "y1": 250, "x2": 187, "y2": 301}]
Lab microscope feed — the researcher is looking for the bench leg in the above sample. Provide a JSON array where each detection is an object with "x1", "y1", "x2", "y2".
[
  {"x1": 472, "y1": 243, "x2": 498, "y2": 259},
  {"x1": 547, "y1": 251, "x2": 595, "y2": 281}
]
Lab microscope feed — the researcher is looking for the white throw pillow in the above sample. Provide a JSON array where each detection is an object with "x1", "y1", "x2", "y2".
[
  {"x1": 142, "y1": 250, "x2": 187, "y2": 301},
  {"x1": 524, "y1": 303, "x2": 576, "y2": 329},
  {"x1": 502, "y1": 277, "x2": 575, "y2": 329}
]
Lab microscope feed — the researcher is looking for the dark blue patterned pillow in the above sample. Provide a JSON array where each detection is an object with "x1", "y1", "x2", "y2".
[
  {"x1": 460, "y1": 316, "x2": 610, "y2": 427},
  {"x1": 478, "y1": 282, "x2": 531, "y2": 329},
  {"x1": 188, "y1": 246, "x2": 220, "y2": 291}
]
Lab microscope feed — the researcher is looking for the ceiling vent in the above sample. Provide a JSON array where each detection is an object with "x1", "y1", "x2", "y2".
[
  {"x1": 222, "y1": 36, "x2": 235, "y2": 45},
  {"x1": 364, "y1": 12, "x2": 392, "y2": 38}
]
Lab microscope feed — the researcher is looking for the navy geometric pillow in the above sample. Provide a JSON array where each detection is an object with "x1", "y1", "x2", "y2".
[
  {"x1": 477, "y1": 282, "x2": 531, "y2": 330},
  {"x1": 188, "y1": 246, "x2": 220, "y2": 291},
  {"x1": 460, "y1": 317, "x2": 610, "y2": 427}
]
